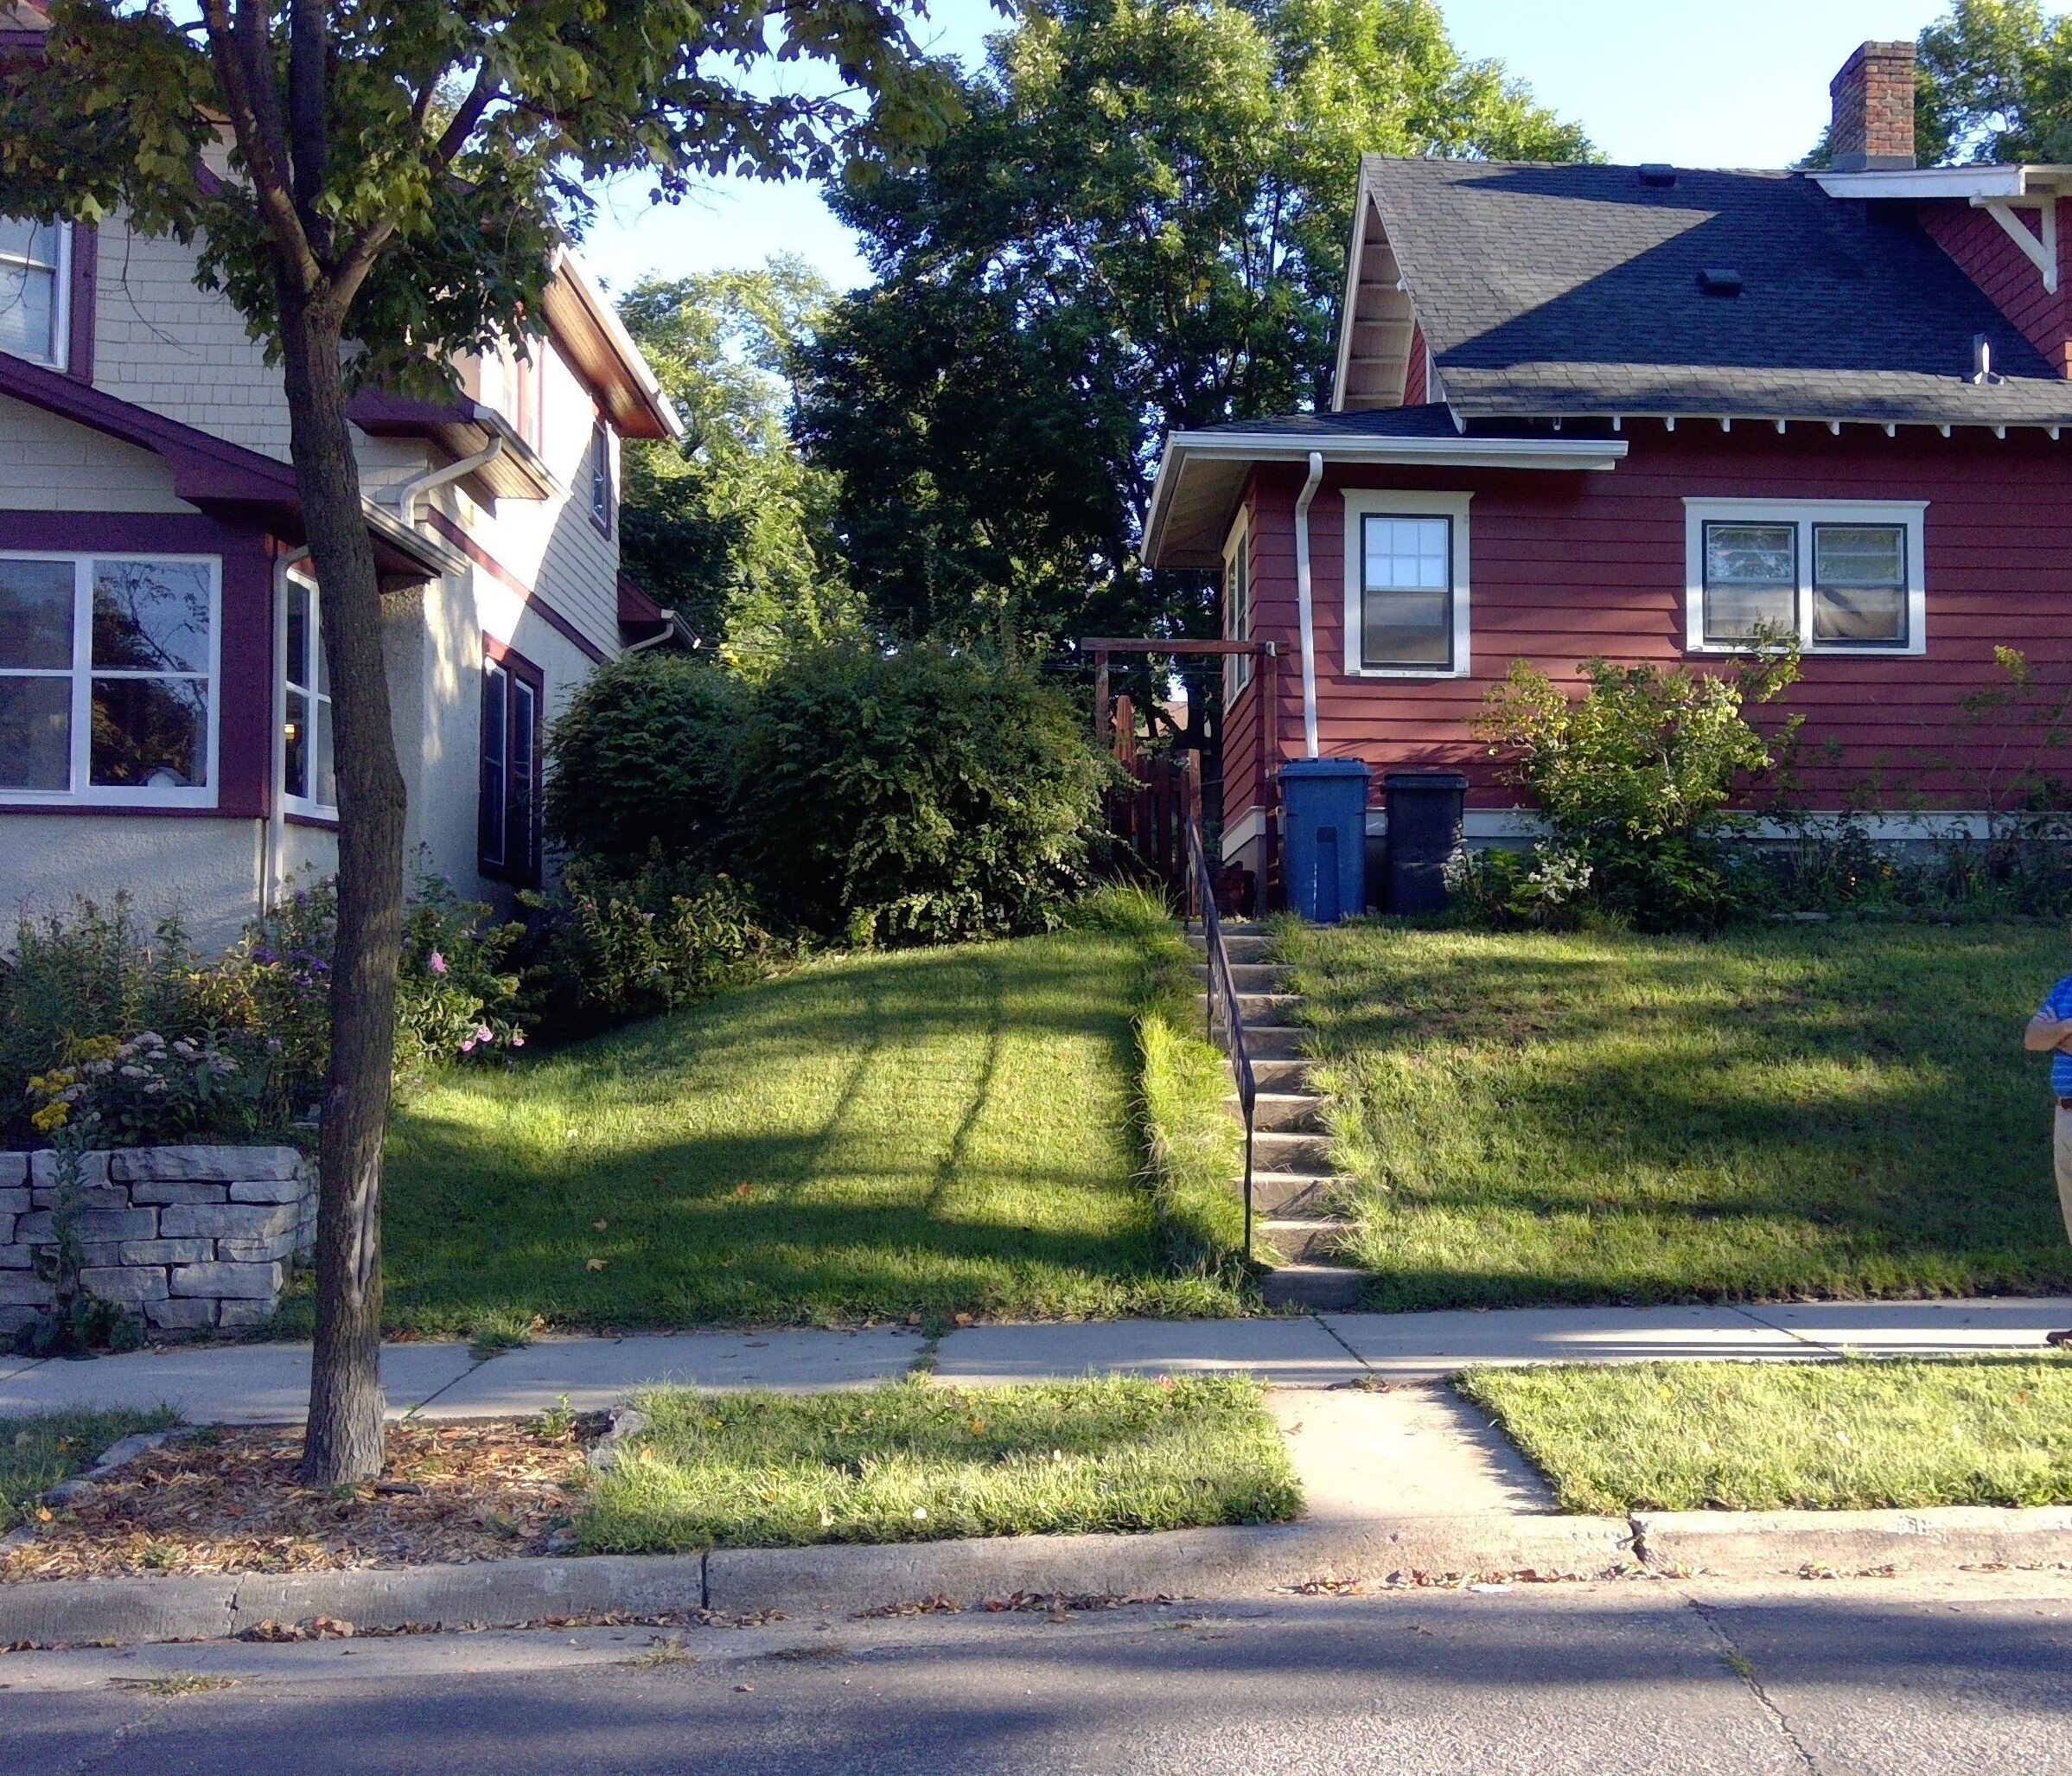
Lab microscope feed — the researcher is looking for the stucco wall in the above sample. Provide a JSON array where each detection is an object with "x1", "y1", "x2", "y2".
[{"x1": 0, "y1": 816, "x2": 265, "y2": 952}]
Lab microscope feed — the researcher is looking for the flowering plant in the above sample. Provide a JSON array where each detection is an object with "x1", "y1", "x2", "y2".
[{"x1": 27, "y1": 1029, "x2": 270, "y2": 1146}]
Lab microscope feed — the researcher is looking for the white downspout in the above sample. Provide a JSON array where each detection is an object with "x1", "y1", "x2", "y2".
[
  {"x1": 621, "y1": 610, "x2": 680, "y2": 655},
  {"x1": 267, "y1": 546, "x2": 311, "y2": 913},
  {"x1": 1292, "y1": 450, "x2": 1324, "y2": 759},
  {"x1": 390, "y1": 436, "x2": 507, "y2": 526}
]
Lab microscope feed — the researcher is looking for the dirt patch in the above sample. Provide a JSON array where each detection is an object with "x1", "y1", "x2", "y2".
[{"x1": 0, "y1": 1415, "x2": 601, "y2": 1581}]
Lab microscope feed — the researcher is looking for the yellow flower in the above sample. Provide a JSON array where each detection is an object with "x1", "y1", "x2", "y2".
[{"x1": 29, "y1": 1101, "x2": 70, "y2": 1134}]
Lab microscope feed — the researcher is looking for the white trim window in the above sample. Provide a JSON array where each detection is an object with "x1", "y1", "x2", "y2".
[
  {"x1": 0, "y1": 552, "x2": 220, "y2": 805},
  {"x1": 1684, "y1": 499, "x2": 1928, "y2": 656},
  {"x1": 1222, "y1": 508, "x2": 1252, "y2": 700},
  {"x1": 281, "y1": 571, "x2": 336, "y2": 818},
  {"x1": 1342, "y1": 489, "x2": 1472, "y2": 678},
  {"x1": 0, "y1": 217, "x2": 69, "y2": 371}
]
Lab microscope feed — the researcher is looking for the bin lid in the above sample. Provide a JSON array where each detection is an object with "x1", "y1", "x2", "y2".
[
  {"x1": 1382, "y1": 770, "x2": 1470, "y2": 790},
  {"x1": 1279, "y1": 758, "x2": 1371, "y2": 782}
]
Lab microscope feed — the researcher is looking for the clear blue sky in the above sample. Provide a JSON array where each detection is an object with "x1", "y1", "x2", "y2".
[{"x1": 575, "y1": 0, "x2": 1970, "y2": 297}]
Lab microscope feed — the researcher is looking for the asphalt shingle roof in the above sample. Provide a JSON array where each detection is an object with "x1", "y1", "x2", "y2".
[{"x1": 1356, "y1": 157, "x2": 2072, "y2": 426}]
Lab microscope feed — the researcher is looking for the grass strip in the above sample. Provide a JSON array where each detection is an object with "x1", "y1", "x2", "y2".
[
  {"x1": 580, "y1": 1376, "x2": 1300, "y2": 1552},
  {"x1": 1284, "y1": 919, "x2": 2072, "y2": 1309},
  {"x1": 1, "y1": 1409, "x2": 179, "y2": 1531},
  {"x1": 1459, "y1": 1358, "x2": 2072, "y2": 1514}
]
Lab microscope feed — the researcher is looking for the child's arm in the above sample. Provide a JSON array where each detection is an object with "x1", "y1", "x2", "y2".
[{"x1": 2026, "y1": 1010, "x2": 2072, "y2": 1053}]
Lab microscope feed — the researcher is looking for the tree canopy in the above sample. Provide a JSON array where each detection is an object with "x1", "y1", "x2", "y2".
[{"x1": 794, "y1": 0, "x2": 1593, "y2": 655}]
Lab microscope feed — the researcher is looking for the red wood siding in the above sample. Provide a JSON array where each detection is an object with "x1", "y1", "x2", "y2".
[
  {"x1": 1921, "y1": 197, "x2": 2072, "y2": 378},
  {"x1": 1401, "y1": 322, "x2": 1427, "y2": 407},
  {"x1": 1220, "y1": 424, "x2": 2072, "y2": 825}
]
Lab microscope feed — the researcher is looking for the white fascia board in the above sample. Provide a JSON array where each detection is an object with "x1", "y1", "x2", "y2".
[
  {"x1": 550, "y1": 245, "x2": 685, "y2": 442},
  {"x1": 1165, "y1": 431, "x2": 1629, "y2": 471},
  {"x1": 1811, "y1": 164, "x2": 2056, "y2": 201},
  {"x1": 1329, "y1": 174, "x2": 1377, "y2": 415}
]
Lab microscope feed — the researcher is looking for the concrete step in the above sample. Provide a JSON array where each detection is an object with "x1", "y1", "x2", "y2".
[
  {"x1": 1188, "y1": 933, "x2": 1273, "y2": 963},
  {"x1": 1243, "y1": 1025, "x2": 1310, "y2": 1061},
  {"x1": 1234, "y1": 991, "x2": 1304, "y2": 1024},
  {"x1": 1215, "y1": 921, "x2": 1271, "y2": 938},
  {"x1": 1247, "y1": 1056, "x2": 1317, "y2": 1094},
  {"x1": 1250, "y1": 1128, "x2": 1336, "y2": 1174},
  {"x1": 1193, "y1": 961, "x2": 1291, "y2": 993},
  {"x1": 1259, "y1": 1263, "x2": 1369, "y2": 1313},
  {"x1": 1258, "y1": 1217, "x2": 1355, "y2": 1264},
  {"x1": 1246, "y1": 1170, "x2": 1344, "y2": 1217},
  {"x1": 1236, "y1": 1091, "x2": 1323, "y2": 1133}
]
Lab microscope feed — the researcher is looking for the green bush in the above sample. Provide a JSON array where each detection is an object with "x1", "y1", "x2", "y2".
[
  {"x1": 544, "y1": 652, "x2": 743, "y2": 869},
  {"x1": 1473, "y1": 651, "x2": 1800, "y2": 931},
  {"x1": 733, "y1": 642, "x2": 1114, "y2": 944},
  {"x1": 520, "y1": 854, "x2": 785, "y2": 1036}
]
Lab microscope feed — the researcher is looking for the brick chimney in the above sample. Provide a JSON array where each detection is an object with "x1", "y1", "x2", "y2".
[{"x1": 1828, "y1": 42, "x2": 1916, "y2": 171}]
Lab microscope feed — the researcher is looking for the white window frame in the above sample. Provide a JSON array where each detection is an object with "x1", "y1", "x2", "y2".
[
  {"x1": 1222, "y1": 506, "x2": 1252, "y2": 702},
  {"x1": 0, "y1": 217, "x2": 70, "y2": 372},
  {"x1": 1342, "y1": 489, "x2": 1473, "y2": 680},
  {"x1": 0, "y1": 549, "x2": 221, "y2": 808},
  {"x1": 1684, "y1": 498, "x2": 1928, "y2": 658},
  {"x1": 278, "y1": 566, "x2": 335, "y2": 821}
]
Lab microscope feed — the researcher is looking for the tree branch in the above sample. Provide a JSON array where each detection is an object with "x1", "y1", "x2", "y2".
[
  {"x1": 429, "y1": 61, "x2": 502, "y2": 176},
  {"x1": 198, "y1": 0, "x2": 322, "y2": 296},
  {"x1": 288, "y1": 0, "x2": 331, "y2": 258}
]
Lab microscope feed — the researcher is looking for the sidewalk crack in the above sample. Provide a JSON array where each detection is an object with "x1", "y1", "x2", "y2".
[
  {"x1": 403, "y1": 1346, "x2": 509, "y2": 1420},
  {"x1": 1310, "y1": 1313, "x2": 1376, "y2": 1374},
  {"x1": 1724, "y1": 1303, "x2": 1833, "y2": 1358},
  {"x1": 1685, "y1": 1594, "x2": 1821, "y2": 1773}
]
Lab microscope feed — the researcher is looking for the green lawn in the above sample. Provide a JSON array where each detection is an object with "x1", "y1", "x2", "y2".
[
  {"x1": 581, "y1": 1376, "x2": 1299, "y2": 1552},
  {"x1": 1460, "y1": 1358, "x2": 2072, "y2": 1513},
  {"x1": 370, "y1": 923, "x2": 1247, "y2": 1335},
  {"x1": 1281, "y1": 919, "x2": 2072, "y2": 1311},
  {"x1": 1, "y1": 1409, "x2": 177, "y2": 1530}
]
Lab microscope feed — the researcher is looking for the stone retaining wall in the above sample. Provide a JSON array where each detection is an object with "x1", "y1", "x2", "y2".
[{"x1": 0, "y1": 1146, "x2": 316, "y2": 1338}]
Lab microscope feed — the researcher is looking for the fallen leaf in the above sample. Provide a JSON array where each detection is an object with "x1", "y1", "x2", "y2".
[
  {"x1": 593, "y1": 1220, "x2": 609, "y2": 1232},
  {"x1": 585, "y1": 1258, "x2": 609, "y2": 1273}
]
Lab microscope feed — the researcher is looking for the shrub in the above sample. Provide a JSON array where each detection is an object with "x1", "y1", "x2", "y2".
[
  {"x1": 734, "y1": 642, "x2": 1114, "y2": 944},
  {"x1": 520, "y1": 854, "x2": 784, "y2": 1036},
  {"x1": 27, "y1": 1031, "x2": 271, "y2": 1147},
  {"x1": 1474, "y1": 650, "x2": 1801, "y2": 931},
  {"x1": 544, "y1": 652, "x2": 743, "y2": 869}
]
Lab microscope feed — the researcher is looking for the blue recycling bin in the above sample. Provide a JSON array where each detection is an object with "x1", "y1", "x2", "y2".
[{"x1": 1279, "y1": 758, "x2": 1370, "y2": 924}]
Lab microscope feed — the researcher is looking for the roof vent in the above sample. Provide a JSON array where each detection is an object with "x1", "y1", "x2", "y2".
[
  {"x1": 1697, "y1": 267, "x2": 1744, "y2": 297},
  {"x1": 1971, "y1": 333, "x2": 2005, "y2": 385},
  {"x1": 1638, "y1": 163, "x2": 1677, "y2": 188}
]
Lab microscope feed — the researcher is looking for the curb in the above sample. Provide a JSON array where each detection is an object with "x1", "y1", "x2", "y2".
[
  {"x1": 0, "y1": 1516, "x2": 1631, "y2": 1646},
  {"x1": 1634, "y1": 1506, "x2": 2072, "y2": 1578}
]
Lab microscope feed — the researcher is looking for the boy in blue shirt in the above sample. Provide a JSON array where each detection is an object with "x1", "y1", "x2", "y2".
[{"x1": 2023, "y1": 973, "x2": 2072, "y2": 1347}]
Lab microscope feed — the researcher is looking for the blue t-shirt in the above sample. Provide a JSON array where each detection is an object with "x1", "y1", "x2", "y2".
[{"x1": 2040, "y1": 974, "x2": 2072, "y2": 1099}]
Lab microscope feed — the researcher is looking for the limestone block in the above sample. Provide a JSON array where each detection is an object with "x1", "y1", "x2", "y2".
[
  {"x1": 111, "y1": 1145, "x2": 303, "y2": 1183},
  {"x1": 0, "y1": 1274, "x2": 55, "y2": 1306},
  {"x1": 29, "y1": 1185, "x2": 130, "y2": 1211},
  {"x1": 216, "y1": 1299, "x2": 276, "y2": 1329},
  {"x1": 13, "y1": 1211, "x2": 52, "y2": 1244},
  {"x1": 29, "y1": 1150, "x2": 111, "y2": 1186},
  {"x1": 67, "y1": 1209, "x2": 161, "y2": 1243},
  {"x1": 218, "y1": 1231, "x2": 297, "y2": 1263},
  {"x1": 0, "y1": 1188, "x2": 29, "y2": 1217},
  {"x1": 0, "y1": 1153, "x2": 25, "y2": 1186},
  {"x1": 145, "y1": 1297, "x2": 218, "y2": 1330},
  {"x1": 0, "y1": 1239, "x2": 29, "y2": 1268},
  {"x1": 127, "y1": 1180, "x2": 232, "y2": 1206},
  {"x1": 228, "y1": 1179, "x2": 309, "y2": 1205},
  {"x1": 80, "y1": 1266, "x2": 169, "y2": 1304},
  {"x1": 169, "y1": 1260, "x2": 282, "y2": 1300},
  {"x1": 118, "y1": 1238, "x2": 216, "y2": 1265},
  {"x1": 159, "y1": 1203, "x2": 296, "y2": 1240}
]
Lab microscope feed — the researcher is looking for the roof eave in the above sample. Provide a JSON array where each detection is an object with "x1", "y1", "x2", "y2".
[{"x1": 543, "y1": 247, "x2": 684, "y2": 443}]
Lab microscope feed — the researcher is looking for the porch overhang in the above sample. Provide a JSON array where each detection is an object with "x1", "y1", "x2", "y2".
[{"x1": 1144, "y1": 426, "x2": 1629, "y2": 570}]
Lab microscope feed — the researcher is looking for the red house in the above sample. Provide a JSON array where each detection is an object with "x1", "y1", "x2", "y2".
[{"x1": 1144, "y1": 42, "x2": 2072, "y2": 889}]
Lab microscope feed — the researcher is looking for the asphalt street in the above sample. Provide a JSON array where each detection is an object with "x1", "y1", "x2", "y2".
[{"x1": 4, "y1": 1572, "x2": 2070, "y2": 1774}]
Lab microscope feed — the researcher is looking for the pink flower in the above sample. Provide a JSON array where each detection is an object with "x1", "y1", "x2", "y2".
[
  {"x1": 461, "y1": 1039, "x2": 476, "y2": 1054},
  {"x1": 429, "y1": 951, "x2": 448, "y2": 975},
  {"x1": 511, "y1": 1034, "x2": 526, "y2": 1048},
  {"x1": 475, "y1": 1025, "x2": 494, "y2": 1044}
]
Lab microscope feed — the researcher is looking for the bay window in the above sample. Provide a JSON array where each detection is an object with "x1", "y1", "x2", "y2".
[
  {"x1": 0, "y1": 217, "x2": 67, "y2": 371},
  {"x1": 0, "y1": 553, "x2": 218, "y2": 804},
  {"x1": 1686, "y1": 500, "x2": 1925, "y2": 655}
]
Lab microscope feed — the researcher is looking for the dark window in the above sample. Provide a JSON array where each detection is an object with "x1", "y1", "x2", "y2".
[
  {"x1": 589, "y1": 421, "x2": 614, "y2": 536},
  {"x1": 1812, "y1": 523, "x2": 1907, "y2": 647},
  {"x1": 479, "y1": 645, "x2": 543, "y2": 885}
]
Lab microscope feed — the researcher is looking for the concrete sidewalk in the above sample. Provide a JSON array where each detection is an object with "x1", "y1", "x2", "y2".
[{"x1": 0, "y1": 1297, "x2": 2064, "y2": 1424}]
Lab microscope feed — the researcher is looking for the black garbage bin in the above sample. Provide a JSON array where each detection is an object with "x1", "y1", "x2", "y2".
[{"x1": 1384, "y1": 771, "x2": 1468, "y2": 914}]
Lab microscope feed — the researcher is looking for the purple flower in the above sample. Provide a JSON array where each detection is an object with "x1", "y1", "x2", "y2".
[{"x1": 429, "y1": 950, "x2": 448, "y2": 976}]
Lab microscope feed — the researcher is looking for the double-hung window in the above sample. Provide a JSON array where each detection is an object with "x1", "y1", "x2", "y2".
[
  {"x1": 281, "y1": 572, "x2": 336, "y2": 818},
  {"x1": 1223, "y1": 511, "x2": 1252, "y2": 700},
  {"x1": 0, "y1": 217, "x2": 68, "y2": 370},
  {"x1": 0, "y1": 553, "x2": 218, "y2": 804},
  {"x1": 1342, "y1": 490, "x2": 1472, "y2": 678},
  {"x1": 479, "y1": 643, "x2": 543, "y2": 886},
  {"x1": 1686, "y1": 500, "x2": 1926, "y2": 655}
]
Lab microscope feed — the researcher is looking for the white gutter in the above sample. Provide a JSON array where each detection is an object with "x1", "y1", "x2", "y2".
[
  {"x1": 622, "y1": 610, "x2": 679, "y2": 655},
  {"x1": 1292, "y1": 450, "x2": 1324, "y2": 759},
  {"x1": 1812, "y1": 163, "x2": 2068, "y2": 201},
  {"x1": 266, "y1": 546, "x2": 311, "y2": 914},
  {"x1": 391, "y1": 435, "x2": 507, "y2": 525}
]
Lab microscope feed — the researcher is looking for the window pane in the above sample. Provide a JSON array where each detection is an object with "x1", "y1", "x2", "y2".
[
  {"x1": 0, "y1": 261, "x2": 56, "y2": 363},
  {"x1": 0, "y1": 217, "x2": 59, "y2": 265},
  {"x1": 1703, "y1": 521, "x2": 1795, "y2": 642},
  {"x1": 1361, "y1": 515, "x2": 1452, "y2": 669},
  {"x1": 92, "y1": 559, "x2": 212, "y2": 674},
  {"x1": 479, "y1": 665, "x2": 507, "y2": 866},
  {"x1": 509, "y1": 680, "x2": 537, "y2": 878},
  {"x1": 1814, "y1": 584, "x2": 1906, "y2": 643},
  {"x1": 90, "y1": 676, "x2": 207, "y2": 789},
  {"x1": 313, "y1": 694, "x2": 335, "y2": 808},
  {"x1": 1364, "y1": 516, "x2": 1450, "y2": 591},
  {"x1": 285, "y1": 581, "x2": 311, "y2": 691},
  {"x1": 1814, "y1": 525, "x2": 1904, "y2": 588},
  {"x1": 1363, "y1": 591, "x2": 1452, "y2": 668},
  {"x1": 284, "y1": 687, "x2": 309, "y2": 799},
  {"x1": 0, "y1": 558, "x2": 74, "y2": 669},
  {"x1": 0, "y1": 675, "x2": 71, "y2": 790}
]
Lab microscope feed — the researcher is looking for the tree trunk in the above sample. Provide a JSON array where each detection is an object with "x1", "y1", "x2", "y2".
[{"x1": 278, "y1": 291, "x2": 407, "y2": 1488}]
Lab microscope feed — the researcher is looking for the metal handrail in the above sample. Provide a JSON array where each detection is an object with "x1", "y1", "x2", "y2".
[{"x1": 1187, "y1": 816, "x2": 1256, "y2": 1259}]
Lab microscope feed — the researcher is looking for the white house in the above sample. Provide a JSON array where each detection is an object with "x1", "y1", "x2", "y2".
[{"x1": 0, "y1": 169, "x2": 680, "y2": 946}]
